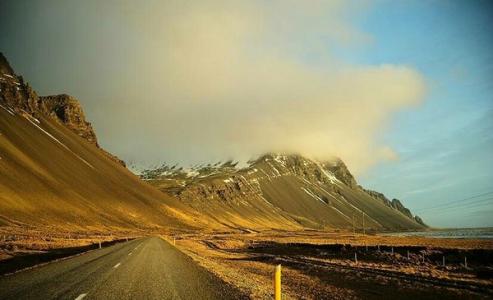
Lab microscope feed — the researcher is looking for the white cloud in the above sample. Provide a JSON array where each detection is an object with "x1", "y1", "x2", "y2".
[{"x1": 94, "y1": 0, "x2": 426, "y2": 174}]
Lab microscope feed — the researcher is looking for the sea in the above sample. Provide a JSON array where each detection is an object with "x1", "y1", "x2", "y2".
[{"x1": 381, "y1": 227, "x2": 493, "y2": 239}]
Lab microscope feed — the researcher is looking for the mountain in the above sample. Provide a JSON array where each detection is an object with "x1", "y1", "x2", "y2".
[
  {"x1": 0, "y1": 52, "x2": 425, "y2": 234},
  {"x1": 0, "y1": 53, "x2": 200, "y2": 232},
  {"x1": 141, "y1": 154, "x2": 427, "y2": 231}
]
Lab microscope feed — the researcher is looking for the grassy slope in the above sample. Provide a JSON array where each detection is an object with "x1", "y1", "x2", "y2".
[
  {"x1": 0, "y1": 107, "x2": 198, "y2": 231},
  {"x1": 259, "y1": 175, "x2": 422, "y2": 230},
  {"x1": 252, "y1": 159, "x2": 423, "y2": 231}
]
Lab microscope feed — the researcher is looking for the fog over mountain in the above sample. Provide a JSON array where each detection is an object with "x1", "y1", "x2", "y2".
[{"x1": 0, "y1": 0, "x2": 426, "y2": 174}]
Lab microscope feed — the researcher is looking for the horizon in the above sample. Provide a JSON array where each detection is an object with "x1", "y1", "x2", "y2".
[{"x1": 1, "y1": 0, "x2": 492, "y2": 228}]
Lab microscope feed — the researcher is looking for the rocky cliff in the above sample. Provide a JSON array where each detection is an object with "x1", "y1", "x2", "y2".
[
  {"x1": 321, "y1": 158, "x2": 358, "y2": 188},
  {"x1": 364, "y1": 188, "x2": 426, "y2": 225},
  {"x1": 0, "y1": 52, "x2": 125, "y2": 166},
  {"x1": 40, "y1": 94, "x2": 98, "y2": 144}
]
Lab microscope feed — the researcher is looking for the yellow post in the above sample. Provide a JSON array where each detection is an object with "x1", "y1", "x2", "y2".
[{"x1": 275, "y1": 264, "x2": 281, "y2": 300}]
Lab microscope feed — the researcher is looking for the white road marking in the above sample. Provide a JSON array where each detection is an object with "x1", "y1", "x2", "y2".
[
  {"x1": 113, "y1": 263, "x2": 121, "y2": 269},
  {"x1": 75, "y1": 294, "x2": 87, "y2": 300}
]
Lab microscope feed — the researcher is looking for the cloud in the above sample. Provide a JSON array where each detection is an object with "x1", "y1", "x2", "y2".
[{"x1": 90, "y1": 0, "x2": 426, "y2": 173}]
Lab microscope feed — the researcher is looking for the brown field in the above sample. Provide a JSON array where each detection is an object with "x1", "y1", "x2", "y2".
[
  {"x1": 170, "y1": 230, "x2": 493, "y2": 299},
  {"x1": 0, "y1": 226, "x2": 139, "y2": 261},
  {"x1": 1, "y1": 229, "x2": 493, "y2": 299}
]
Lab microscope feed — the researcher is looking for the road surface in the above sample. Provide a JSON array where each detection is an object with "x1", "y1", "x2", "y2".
[{"x1": 0, "y1": 237, "x2": 246, "y2": 299}]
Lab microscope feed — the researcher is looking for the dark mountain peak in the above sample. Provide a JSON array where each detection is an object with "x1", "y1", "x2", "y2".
[
  {"x1": 253, "y1": 153, "x2": 312, "y2": 167},
  {"x1": 0, "y1": 52, "x2": 15, "y2": 75},
  {"x1": 364, "y1": 188, "x2": 426, "y2": 226},
  {"x1": 320, "y1": 158, "x2": 357, "y2": 188},
  {"x1": 40, "y1": 94, "x2": 98, "y2": 145},
  {"x1": 220, "y1": 160, "x2": 238, "y2": 168},
  {"x1": 365, "y1": 189, "x2": 391, "y2": 205},
  {"x1": 0, "y1": 53, "x2": 125, "y2": 166},
  {"x1": 414, "y1": 215, "x2": 427, "y2": 226},
  {"x1": 255, "y1": 153, "x2": 357, "y2": 189},
  {"x1": 391, "y1": 198, "x2": 413, "y2": 219}
]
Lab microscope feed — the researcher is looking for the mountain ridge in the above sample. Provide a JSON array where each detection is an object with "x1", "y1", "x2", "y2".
[{"x1": 140, "y1": 153, "x2": 427, "y2": 231}]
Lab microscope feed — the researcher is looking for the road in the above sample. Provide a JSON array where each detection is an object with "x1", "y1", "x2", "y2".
[{"x1": 0, "y1": 237, "x2": 246, "y2": 299}]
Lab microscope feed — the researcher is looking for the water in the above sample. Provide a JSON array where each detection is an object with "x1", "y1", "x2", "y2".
[{"x1": 381, "y1": 227, "x2": 493, "y2": 239}]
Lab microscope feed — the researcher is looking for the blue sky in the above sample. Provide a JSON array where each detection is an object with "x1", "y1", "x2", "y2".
[
  {"x1": 0, "y1": 1, "x2": 492, "y2": 228},
  {"x1": 353, "y1": 1, "x2": 493, "y2": 228}
]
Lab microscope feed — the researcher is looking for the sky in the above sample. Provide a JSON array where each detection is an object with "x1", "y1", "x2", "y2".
[{"x1": 0, "y1": 0, "x2": 492, "y2": 228}]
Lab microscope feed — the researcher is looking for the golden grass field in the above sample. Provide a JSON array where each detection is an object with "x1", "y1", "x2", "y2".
[
  {"x1": 1, "y1": 225, "x2": 493, "y2": 299},
  {"x1": 170, "y1": 230, "x2": 493, "y2": 299}
]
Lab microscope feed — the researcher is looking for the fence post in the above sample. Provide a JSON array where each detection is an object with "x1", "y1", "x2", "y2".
[
  {"x1": 275, "y1": 264, "x2": 282, "y2": 300},
  {"x1": 352, "y1": 214, "x2": 355, "y2": 234}
]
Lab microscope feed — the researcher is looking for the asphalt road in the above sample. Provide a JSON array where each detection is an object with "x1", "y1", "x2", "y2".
[{"x1": 0, "y1": 237, "x2": 246, "y2": 300}]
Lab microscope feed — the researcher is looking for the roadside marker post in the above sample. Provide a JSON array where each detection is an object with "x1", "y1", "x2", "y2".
[
  {"x1": 391, "y1": 247, "x2": 394, "y2": 255},
  {"x1": 407, "y1": 250, "x2": 410, "y2": 260},
  {"x1": 422, "y1": 253, "x2": 425, "y2": 263},
  {"x1": 464, "y1": 256, "x2": 468, "y2": 268},
  {"x1": 99, "y1": 241, "x2": 101, "y2": 249},
  {"x1": 354, "y1": 252, "x2": 358, "y2": 263},
  {"x1": 275, "y1": 264, "x2": 281, "y2": 300},
  {"x1": 362, "y1": 212, "x2": 366, "y2": 235}
]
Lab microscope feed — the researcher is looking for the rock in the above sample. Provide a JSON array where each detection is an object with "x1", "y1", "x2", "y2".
[
  {"x1": 414, "y1": 215, "x2": 427, "y2": 226},
  {"x1": 40, "y1": 94, "x2": 98, "y2": 145},
  {"x1": 0, "y1": 52, "x2": 15, "y2": 74},
  {"x1": 321, "y1": 158, "x2": 357, "y2": 188},
  {"x1": 391, "y1": 198, "x2": 413, "y2": 219},
  {"x1": 364, "y1": 188, "x2": 426, "y2": 227},
  {"x1": 364, "y1": 189, "x2": 392, "y2": 207}
]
